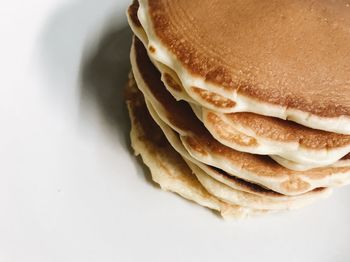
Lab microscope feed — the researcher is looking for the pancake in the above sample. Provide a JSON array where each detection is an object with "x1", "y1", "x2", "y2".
[
  {"x1": 196, "y1": 164, "x2": 329, "y2": 201},
  {"x1": 126, "y1": 73, "x2": 266, "y2": 219},
  {"x1": 131, "y1": 36, "x2": 350, "y2": 196},
  {"x1": 186, "y1": 161, "x2": 330, "y2": 211},
  {"x1": 144, "y1": 97, "x2": 332, "y2": 210},
  {"x1": 271, "y1": 154, "x2": 350, "y2": 171},
  {"x1": 196, "y1": 106, "x2": 350, "y2": 170},
  {"x1": 137, "y1": 0, "x2": 350, "y2": 134},
  {"x1": 127, "y1": 1, "x2": 350, "y2": 169}
]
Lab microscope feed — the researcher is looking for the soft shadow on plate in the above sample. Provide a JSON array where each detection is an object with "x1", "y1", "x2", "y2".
[
  {"x1": 80, "y1": 25, "x2": 133, "y2": 151},
  {"x1": 38, "y1": 0, "x2": 133, "y2": 151},
  {"x1": 38, "y1": 0, "x2": 157, "y2": 185},
  {"x1": 79, "y1": 24, "x2": 158, "y2": 187}
]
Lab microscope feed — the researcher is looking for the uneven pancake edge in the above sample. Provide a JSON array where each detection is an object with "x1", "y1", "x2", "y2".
[
  {"x1": 130, "y1": 35, "x2": 350, "y2": 196},
  {"x1": 125, "y1": 73, "x2": 268, "y2": 219},
  {"x1": 143, "y1": 91, "x2": 332, "y2": 210}
]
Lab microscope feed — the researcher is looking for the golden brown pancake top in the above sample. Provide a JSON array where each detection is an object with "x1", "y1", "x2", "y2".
[{"x1": 145, "y1": 0, "x2": 350, "y2": 118}]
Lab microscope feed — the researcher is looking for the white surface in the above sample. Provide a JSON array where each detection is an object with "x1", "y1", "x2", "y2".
[{"x1": 0, "y1": 1, "x2": 349, "y2": 261}]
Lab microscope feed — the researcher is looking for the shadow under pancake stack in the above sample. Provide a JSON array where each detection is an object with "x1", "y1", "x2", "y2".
[{"x1": 125, "y1": 0, "x2": 350, "y2": 219}]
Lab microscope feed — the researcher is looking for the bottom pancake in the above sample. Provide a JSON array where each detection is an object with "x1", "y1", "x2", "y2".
[{"x1": 125, "y1": 73, "x2": 267, "y2": 219}]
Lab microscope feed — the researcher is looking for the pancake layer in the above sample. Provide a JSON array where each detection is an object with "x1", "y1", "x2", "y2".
[{"x1": 137, "y1": 0, "x2": 350, "y2": 134}]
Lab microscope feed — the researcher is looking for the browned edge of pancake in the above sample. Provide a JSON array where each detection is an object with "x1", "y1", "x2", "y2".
[
  {"x1": 220, "y1": 112, "x2": 350, "y2": 150},
  {"x1": 206, "y1": 165, "x2": 326, "y2": 198}
]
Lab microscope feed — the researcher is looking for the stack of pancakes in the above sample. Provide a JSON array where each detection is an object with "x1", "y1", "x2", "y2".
[{"x1": 125, "y1": 0, "x2": 350, "y2": 219}]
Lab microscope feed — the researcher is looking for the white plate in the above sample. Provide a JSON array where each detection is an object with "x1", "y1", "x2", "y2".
[{"x1": 1, "y1": 0, "x2": 349, "y2": 261}]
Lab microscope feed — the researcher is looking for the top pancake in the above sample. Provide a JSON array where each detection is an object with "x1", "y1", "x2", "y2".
[
  {"x1": 138, "y1": 0, "x2": 350, "y2": 134},
  {"x1": 127, "y1": 4, "x2": 350, "y2": 169}
]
